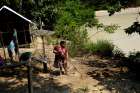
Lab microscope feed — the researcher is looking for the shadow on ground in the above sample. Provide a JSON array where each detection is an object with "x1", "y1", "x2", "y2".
[
  {"x1": 0, "y1": 62, "x2": 72, "y2": 93},
  {"x1": 0, "y1": 73, "x2": 72, "y2": 93},
  {"x1": 85, "y1": 56, "x2": 140, "y2": 93}
]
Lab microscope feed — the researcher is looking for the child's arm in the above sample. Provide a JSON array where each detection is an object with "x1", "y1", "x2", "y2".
[
  {"x1": 53, "y1": 46, "x2": 58, "y2": 54},
  {"x1": 65, "y1": 49, "x2": 69, "y2": 63},
  {"x1": 53, "y1": 46, "x2": 61, "y2": 55}
]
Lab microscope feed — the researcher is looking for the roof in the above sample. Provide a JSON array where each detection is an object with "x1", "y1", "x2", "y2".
[
  {"x1": 0, "y1": 5, "x2": 33, "y2": 24},
  {"x1": 31, "y1": 29, "x2": 55, "y2": 36}
]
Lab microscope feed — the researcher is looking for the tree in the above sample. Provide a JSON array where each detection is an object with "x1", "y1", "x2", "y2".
[
  {"x1": 31, "y1": 0, "x2": 59, "y2": 30},
  {"x1": 81, "y1": 0, "x2": 140, "y2": 16},
  {"x1": 55, "y1": 0, "x2": 96, "y2": 39},
  {"x1": 0, "y1": 0, "x2": 34, "y2": 18},
  {"x1": 0, "y1": 0, "x2": 139, "y2": 29}
]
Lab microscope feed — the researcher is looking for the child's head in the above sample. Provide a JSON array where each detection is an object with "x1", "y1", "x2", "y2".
[{"x1": 60, "y1": 41, "x2": 66, "y2": 47}]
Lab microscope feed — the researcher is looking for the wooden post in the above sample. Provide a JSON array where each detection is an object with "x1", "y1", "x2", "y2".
[
  {"x1": 29, "y1": 24, "x2": 32, "y2": 48},
  {"x1": 41, "y1": 35, "x2": 48, "y2": 72},
  {"x1": 0, "y1": 35, "x2": 7, "y2": 60},
  {"x1": 14, "y1": 29, "x2": 20, "y2": 61},
  {"x1": 27, "y1": 59, "x2": 33, "y2": 93}
]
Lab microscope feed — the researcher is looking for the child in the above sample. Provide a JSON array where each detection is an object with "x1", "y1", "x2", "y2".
[
  {"x1": 53, "y1": 41, "x2": 68, "y2": 74},
  {"x1": 7, "y1": 39, "x2": 15, "y2": 61}
]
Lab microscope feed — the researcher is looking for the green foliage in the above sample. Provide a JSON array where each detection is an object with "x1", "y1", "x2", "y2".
[
  {"x1": 95, "y1": 23, "x2": 120, "y2": 33},
  {"x1": 104, "y1": 24, "x2": 120, "y2": 33},
  {"x1": 0, "y1": 0, "x2": 34, "y2": 16},
  {"x1": 31, "y1": 0, "x2": 59, "y2": 30},
  {"x1": 67, "y1": 26, "x2": 88, "y2": 57},
  {"x1": 84, "y1": 40, "x2": 114, "y2": 57},
  {"x1": 124, "y1": 51, "x2": 140, "y2": 78},
  {"x1": 55, "y1": 0, "x2": 96, "y2": 34},
  {"x1": 0, "y1": 0, "x2": 140, "y2": 27},
  {"x1": 46, "y1": 36, "x2": 59, "y2": 45},
  {"x1": 128, "y1": 51, "x2": 140, "y2": 60},
  {"x1": 54, "y1": 0, "x2": 95, "y2": 56},
  {"x1": 0, "y1": 0, "x2": 138, "y2": 57},
  {"x1": 74, "y1": 87, "x2": 89, "y2": 93},
  {"x1": 113, "y1": 47, "x2": 125, "y2": 58},
  {"x1": 125, "y1": 22, "x2": 140, "y2": 35},
  {"x1": 83, "y1": 42, "x2": 95, "y2": 53},
  {"x1": 81, "y1": 0, "x2": 140, "y2": 16},
  {"x1": 107, "y1": 1, "x2": 121, "y2": 16},
  {"x1": 0, "y1": 0, "x2": 139, "y2": 30}
]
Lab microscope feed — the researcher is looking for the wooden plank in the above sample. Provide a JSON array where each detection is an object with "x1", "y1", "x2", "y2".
[
  {"x1": 0, "y1": 61, "x2": 27, "y2": 69},
  {"x1": 31, "y1": 57, "x2": 47, "y2": 63}
]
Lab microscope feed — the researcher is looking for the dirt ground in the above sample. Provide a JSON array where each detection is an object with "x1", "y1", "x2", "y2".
[{"x1": 0, "y1": 55, "x2": 140, "y2": 93}]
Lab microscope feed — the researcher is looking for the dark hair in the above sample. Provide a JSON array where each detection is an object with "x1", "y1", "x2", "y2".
[{"x1": 60, "y1": 41, "x2": 66, "y2": 45}]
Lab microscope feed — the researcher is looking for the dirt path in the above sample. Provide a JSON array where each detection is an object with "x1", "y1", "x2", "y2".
[
  {"x1": 73, "y1": 56, "x2": 140, "y2": 93},
  {"x1": 0, "y1": 55, "x2": 140, "y2": 93}
]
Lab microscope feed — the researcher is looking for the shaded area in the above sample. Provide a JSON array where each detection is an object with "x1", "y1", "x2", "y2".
[
  {"x1": 0, "y1": 6, "x2": 31, "y2": 46},
  {"x1": 85, "y1": 56, "x2": 140, "y2": 93},
  {"x1": 0, "y1": 58, "x2": 71, "y2": 93},
  {"x1": 0, "y1": 69, "x2": 71, "y2": 93}
]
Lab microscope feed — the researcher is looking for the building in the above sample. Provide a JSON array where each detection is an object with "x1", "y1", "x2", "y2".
[{"x1": 0, "y1": 5, "x2": 32, "y2": 46}]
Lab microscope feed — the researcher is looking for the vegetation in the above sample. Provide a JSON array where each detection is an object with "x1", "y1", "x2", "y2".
[
  {"x1": 0, "y1": 0, "x2": 139, "y2": 56},
  {"x1": 81, "y1": 0, "x2": 140, "y2": 16},
  {"x1": 113, "y1": 47, "x2": 125, "y2": 58},
  {"x1": 1, "y1": 1, "x2": 140, "y2": 92},
  {"x1": 124, "y1": 51, "x2": 140, "y2": 78},
  {"x1": 74, "y1": 86, "x2": 89, "y2": 93},
  {"x1": 0, "y1": 0, "x2": 139, "y2": 30},
  {"x1": 54, "y1": 0, "x2": 95, "y2": 38},
  {"x1": 53, "y1": 0, "x2": 96, "y2": 56},
  {"x1": 84, "y1": 40, "x2": 114, "y2": 57},
  {"x1": 125, "y1": 21, "x2": 140, "y2": 35},
  {"x1": 104, "y1": 24, "x2": 120, "y2": 33}
]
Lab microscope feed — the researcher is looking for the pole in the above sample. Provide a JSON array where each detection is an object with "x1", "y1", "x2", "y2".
[
  {"x1": 41, "y1": 35, "x2": 48, "y2": 72},
  {"x1": 27, "y1": 59, "x2": 33, "y2": 93},
  {"x1": 14, "y1": 29, "x2": 20, "y2": 61},
  {"x1": 0, "y1": 35, "x2": 7, "y2": 60}
]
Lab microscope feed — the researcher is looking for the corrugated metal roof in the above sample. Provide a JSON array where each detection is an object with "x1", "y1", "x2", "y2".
[
  {"x1": 31, "y1": 29, "x2": 54, "y2": 36},
  {"x1": 0, "y1": 5, "x2": 33, "y2": 24}
]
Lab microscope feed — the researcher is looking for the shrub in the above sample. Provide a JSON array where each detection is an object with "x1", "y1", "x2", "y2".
[
  {"x1": 53, "y1": 0, "x2": 96, "y2": 57},
  {"x1": 124, "y1": 51, "x2": 140, "y2": 78},
  {"x1": 104, "y1": 24, "x2": 120, "y2": 33},
  {"x1": 84, "y1": 40, "x2": 114, "y2": 57},
  {"x1": 47, "y1": 36, "x2": 59, "y2": 45},
  {"x1": 122, "y1": 51, "x2": 140, "y2": 78},
  {"x1": 65, "y1": 26, "x2": 88, "y2": 57},
  {"x1": 113, "y1": 47, "x2": 125, "y2": 58},
  {"x1": 74, "y1": 87, "x2": 89, "y2": 93}
]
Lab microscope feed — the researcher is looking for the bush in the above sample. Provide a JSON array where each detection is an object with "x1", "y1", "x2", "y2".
[
  {"x1": 126, "y1": 52, "x2": 140, "y2": 77},
  {"x1": 83, "y1": 42, "x2": 94, "y2": 53},
  {"x1": 84, "y1": 40, "x2": 114, "y2": 57},
  {"x1": 47, "y1": 36, "x2": 59, "y2": 45},
  {"x1": 113, "y1": 47, "x2": 125, "y2": 58},
  {"x1": 74, "y1": 87, "x2": 89, "y2": 93},
  {"x1": 53, "y1": 0, "x2": 96, "y2": 57},
  {"x1": 67, "y1": 27, "x2": 88, "y2": 57}
]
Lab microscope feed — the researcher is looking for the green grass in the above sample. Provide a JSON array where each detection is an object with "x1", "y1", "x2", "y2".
[{"x1": 84, "y1": 40, "x2": 114, "y2": 57}]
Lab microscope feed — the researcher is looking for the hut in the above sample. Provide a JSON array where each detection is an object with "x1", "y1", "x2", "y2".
[{"x1": 0, "y1": 5, "x2": 32, "y2": 46}]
